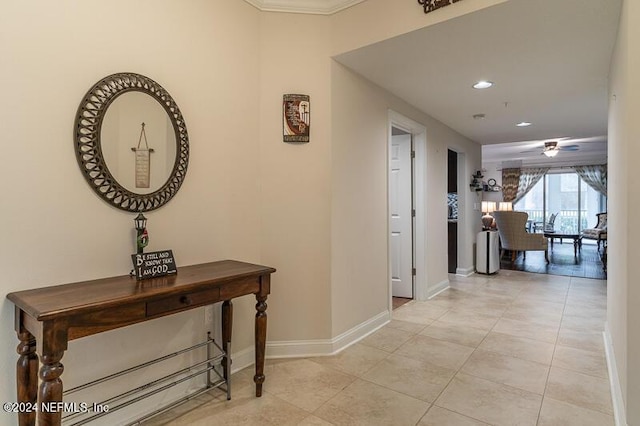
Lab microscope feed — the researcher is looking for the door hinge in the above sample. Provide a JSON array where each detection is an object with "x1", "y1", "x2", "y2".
[
  {"x1": 411, "y1": 150, "x2": 416, "y2": 159},
  {"x1": 412, "y1": 268, "x2": 416, "y2": 276},
  {"x1": 412, "y1": 209, "x2": 416, "y2": 217}
]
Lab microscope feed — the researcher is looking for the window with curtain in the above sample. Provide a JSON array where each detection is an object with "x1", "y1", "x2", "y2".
[{"x1": 515, "y1": 170, "x2": 606, "y2": 234}]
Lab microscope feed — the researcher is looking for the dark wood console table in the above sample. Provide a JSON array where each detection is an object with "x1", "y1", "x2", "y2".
[{"x1": 7, "y1": 260, "x2": 275, "y2": 426}]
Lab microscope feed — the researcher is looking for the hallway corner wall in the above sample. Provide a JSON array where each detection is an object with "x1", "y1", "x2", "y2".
[{"x1": 607, "y1": 0, "x2": 639, "y2": 423}]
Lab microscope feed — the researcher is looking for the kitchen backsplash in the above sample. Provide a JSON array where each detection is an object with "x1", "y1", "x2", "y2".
[{"x1": 447, "y1": 193, "x2": 458, "y2": 219}]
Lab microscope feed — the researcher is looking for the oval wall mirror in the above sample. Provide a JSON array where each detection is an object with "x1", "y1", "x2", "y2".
[{"x1": 74, "y1": 73, "x2": 189, "y2": 212}]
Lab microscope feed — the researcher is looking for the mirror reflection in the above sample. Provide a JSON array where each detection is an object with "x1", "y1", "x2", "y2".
[
  {"x1": 101, "y1": 92, "x2": 177, "y2": 194},
  {"x1": 75, "y1": 72, "x2": 189, "y2": 212}
]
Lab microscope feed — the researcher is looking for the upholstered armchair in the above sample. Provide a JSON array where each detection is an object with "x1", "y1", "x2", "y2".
[
  {"x1": 582, "y1": 212, "x2": 607, "y2": 250},
  {"x1": 493, "y1": 211, "x2": 549, "y2": 263}
]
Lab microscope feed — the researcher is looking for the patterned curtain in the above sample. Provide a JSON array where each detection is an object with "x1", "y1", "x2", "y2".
[
  {"x1": 501, "y1": 168, "x2": 521, "y2": 202},
  {"x1": 575, "y1": 165, "x2": 607, "y2": 196},
  {"x1": 515, "y1": 168, "x2": 549, "y2": 204}
]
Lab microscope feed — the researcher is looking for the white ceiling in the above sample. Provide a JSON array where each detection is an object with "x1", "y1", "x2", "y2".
[
  {"x1": 333, "y1": 0, "x2": 621, "y2": 166},
  {"x1": 481, "y1": 135, "x2": 608, "y2": 168}
]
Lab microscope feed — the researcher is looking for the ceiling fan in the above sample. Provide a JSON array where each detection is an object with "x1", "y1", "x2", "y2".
[{"x1": 521, "y1": 140, "x2": 580, "y2": 158}]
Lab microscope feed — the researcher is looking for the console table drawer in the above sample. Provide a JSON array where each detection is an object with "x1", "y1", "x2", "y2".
[{"x1": 146, "y1": 288, "x2": 221, "y2": 317}]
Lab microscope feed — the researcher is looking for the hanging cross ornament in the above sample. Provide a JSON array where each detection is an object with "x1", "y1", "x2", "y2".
[
  {"x1": 417, "y1": 0, "x2": 463, "y2": 14},
  {"x1": 131, "y1": 122, "x2": 155, "y2": 189}
]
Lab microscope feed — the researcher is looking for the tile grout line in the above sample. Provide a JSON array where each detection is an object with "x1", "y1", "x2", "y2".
[
  {"x1": 534, "y1": 277, "x2": 571, "y2": 425},
  {"x1": 425, "y1": 275, "x2": 530, "y2": 424}
]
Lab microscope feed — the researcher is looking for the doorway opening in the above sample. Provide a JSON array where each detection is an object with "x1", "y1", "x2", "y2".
[
  {"x1": 390, "y1": 126, "x2": 414, "y2": 308},
  {"x1": 388, "y1": 111, "x2": 427, "y2": 311}
]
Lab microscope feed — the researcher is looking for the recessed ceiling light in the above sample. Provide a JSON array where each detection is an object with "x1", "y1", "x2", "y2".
[
  {"x1": 516, "y1": 122, "x2": 532, "y2": 127},
  {"x1": 473, "y1": 114, "x2": 486, "y2": 120},
  {"x1": 473, "y1": 81, "x2": 493, "y2": 89}
]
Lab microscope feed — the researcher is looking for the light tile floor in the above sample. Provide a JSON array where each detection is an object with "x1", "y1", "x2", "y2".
[{"x1": 145, "y1": 270, "x2": 612, "y2": 425}]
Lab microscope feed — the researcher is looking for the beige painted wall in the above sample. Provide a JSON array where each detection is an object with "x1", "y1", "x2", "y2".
[
  {"x1": 330, "y1": 63, "x2": 389, "y2": 334},
  {"x1": 257, "y1": 9, "x2": 482, "y2": 342},
  {"x1": 1, "y1": 1, "x2": 484, "y2": 423},
  {"x1": 0, "y1": 0, "x2": 262, "y2": 423},
  {"x1": 258, "y1": 12, "x2": 333, "y2": 341},
  {"x1": 608, "y1": 0, "x2": 639, "y2": 423},
  {"x1": 330, "y1": 62, "x2": 481, "y2": 336},
  {"x1": 256, "y1": 5, "x2": 483, "y2": 343}
]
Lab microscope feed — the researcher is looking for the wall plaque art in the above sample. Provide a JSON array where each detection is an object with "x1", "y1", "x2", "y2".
[
  {"x1": 283, "y1": 94, "x2": 310, "y2": 143},
  {"x1": 131, "y1": 250, "x2": 177, "y2": 280},
  {"x1": 417, "y1": 0, "x2": 463, "y2": 14}
]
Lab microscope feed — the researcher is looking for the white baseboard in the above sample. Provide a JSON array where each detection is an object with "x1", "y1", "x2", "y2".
[
  {"x1": 427, "y1": 279, "x2": 450, "y2": 299},
  {"x1": 266, "y1": 310, "x2": 390, "y2": 358},
  {"x1": 228, "y1": 310, "x2": 390, "y2": 373},
  {"x1": 604, "y1": 323, "x2": 628, "y2": 426},
  {"x1": 428, "y1": 282, "x2": 451, "y2": 300},
  {"x1": 455, "y1": 266, "x2": 475, "y2": 277},
  {"x1": 329, "y1": 310, "x2": 390, "y2": 353},
  {"x1": 229, "y1": 345, "x2": 258, "y2": 375}
]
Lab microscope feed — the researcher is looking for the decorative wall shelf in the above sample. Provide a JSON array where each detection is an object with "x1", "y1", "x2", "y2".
[{"x1": 470, "y1": 170, "x2": 483, "y2": 191}]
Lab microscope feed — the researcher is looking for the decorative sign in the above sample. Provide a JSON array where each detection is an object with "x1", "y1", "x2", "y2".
[
  {"x1": 417, "y1": 0, "x2": 463, "y2": 14},
  {"x1": 131, "y1": 122, "x2": 154, "y2": 188},
  {"x1": 283, "y1": 94, "x2": 310, "y2": 143},
  {"x1": 134, "y1": 149, "x2": 151, "y2": 188},
  {"x1": 131, "y1": 250, "x2": 177, "y2": 280}
]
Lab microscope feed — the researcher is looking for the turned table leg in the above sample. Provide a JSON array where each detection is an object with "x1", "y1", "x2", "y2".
[
  {"x1": 38, "y1": 351, "x2": 64, "y2": 426},
  {"x1": 16, "y1": 331, "x2": 38, "y2": 426},
  {"x1": 254, "y1": 294, "x2": 268, "y2": 397},
  {"x1": 221, "y1": 300, "x2": 233, "y2": 385}
]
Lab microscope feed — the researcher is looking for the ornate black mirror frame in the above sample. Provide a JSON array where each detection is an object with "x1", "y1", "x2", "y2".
[{"x1": 74, "y1": 72, "x2": 189, "y2": 212}]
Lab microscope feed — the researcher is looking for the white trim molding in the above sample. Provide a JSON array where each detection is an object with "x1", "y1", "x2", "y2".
[
  {"x1": 266, "y1": 310, "x2": 390, "y2": 358},
  {"x1": 243, "y1": 0, "x2": 365, "y2": 15},
  {"x1": 455, "y1": 266, "x2": 475, "y2": 277},
  {"x1": 604, "y1": 324, "x2": 628, "y2": 426},
  {"x1": 428, "y1": 282, "x2": 450, "y2": 300},
  {"x1": 229, "y1": 345, "x2": 258, "y2": 375},
  {"x1": 427, "y1": 279, "x2": 450, "y2": 299},
  {"x1": 388, "y1": 110, "x2": 428, "y2": 304}
]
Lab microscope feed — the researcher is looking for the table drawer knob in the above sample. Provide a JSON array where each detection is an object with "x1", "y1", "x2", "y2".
[{"x1": 146, "y1": 288, "x2": 221, "y2": 317}]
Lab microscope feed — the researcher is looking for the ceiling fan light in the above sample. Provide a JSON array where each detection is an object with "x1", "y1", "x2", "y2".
[{"x1": 544, "y1": 149, "x2": 559, "y2": 158}]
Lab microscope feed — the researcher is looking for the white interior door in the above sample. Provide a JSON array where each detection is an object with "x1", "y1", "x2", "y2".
[{"x1": 390, "y1": 133, "x2": 413, "y2": 298}]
